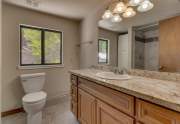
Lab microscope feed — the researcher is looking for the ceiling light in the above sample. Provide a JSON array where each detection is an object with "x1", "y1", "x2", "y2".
[
  {"x1": 111, "y1": 14, "x2": 122, "y2": 22},
  {"x1": 137, "y1": 0, "x2": 154, "y2": 12},
  {"x1": 113, "y1": 2, "x2": 127, "y2": 13},
  {"x1": 102, "y1": 10, "x2": 113, "y2": 19},
  {"x1": 123, "y1": 8, "x2": 136, "y2": 18},
  {"x1": 101, "y1": 0, "x2": 154, "y2": 22},
  {"x1": 129, "y1": 0, "x2": 144, "y2": 6}
]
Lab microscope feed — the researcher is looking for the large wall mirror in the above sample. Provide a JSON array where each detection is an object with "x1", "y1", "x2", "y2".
[{"x1": 97, "y1": 0, "x2": 180, "y2": 73}]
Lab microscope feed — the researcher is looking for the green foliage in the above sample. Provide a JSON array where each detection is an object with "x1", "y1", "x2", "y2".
[
  {"x1": 22, "y1": 28, "x2": 61, "y2": 63},
  {"x1": 23, "y1": 28, "x2": 41, "y2": 58},
  {"x1": 45, "y1": 31, "x2": 61, "y2": 63},
  {"x1": 99, "y1": 40, "x2": 107, "y2": 53}
]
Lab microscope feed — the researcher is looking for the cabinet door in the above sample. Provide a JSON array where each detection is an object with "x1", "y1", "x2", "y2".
[
  {"x1": 97, "y1": 100, "x2": 134, "y2": 124},
  {"x1": 136, "y1": 122, "x2": 143, "y2": 124},
  {"x1": 136, "y1": 99, "x2": 180, "y2": 124},
  {"x1": 78, "y1": 89, "x2": 96, "y2": 124},
  {"x1": 78, "y1": 78, "x2": 135, "y2": 116}
]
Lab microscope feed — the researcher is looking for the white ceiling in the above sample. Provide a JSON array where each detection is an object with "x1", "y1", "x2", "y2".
[
  {"x1": 3, "y1": 0, "x2": 105, "y2": 20},
  {"x1": 3, "y1": 0, "x2": 180, "y2": 32},
  {"x1": 99, "y1": 0, "x2": 180, "y2": 32}
]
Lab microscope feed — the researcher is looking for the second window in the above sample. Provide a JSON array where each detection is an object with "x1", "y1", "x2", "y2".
[{"x1": 98, "y1": 38, "x2": 109, "y2": 64}]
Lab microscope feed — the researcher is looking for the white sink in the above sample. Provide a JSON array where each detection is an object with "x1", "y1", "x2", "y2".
[{"x1": 96, "y1": 72, "x2": 131, "y2": 80}]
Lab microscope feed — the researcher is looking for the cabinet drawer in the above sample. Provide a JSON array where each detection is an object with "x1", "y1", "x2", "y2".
[
  {"x1": 71, "y1": 75, "x2": 77, "y2": 86},
  {"x1": 136, "y1": 99, "x2": 180, "y2": 124},
  {"x1": 78, "y1": 78, "x2": 135, "y2": 116},
  {"x1": 97, "y1": 100, "x2": 134, "y2": 124},
  {"x1": 71, "y1": 101, "x2": 77, "y2": 117}
]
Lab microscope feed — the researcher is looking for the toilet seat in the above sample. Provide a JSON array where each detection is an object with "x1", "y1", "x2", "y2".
[{"x1": 23, "y1": 91, "x2": 47, "y2": 104}]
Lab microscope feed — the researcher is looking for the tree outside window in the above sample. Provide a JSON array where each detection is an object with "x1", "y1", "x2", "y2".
[
  {"x1": 98, "y1": 38, "x2": 109, "y2": 64},
  {"x1": 20, "y1": 25, "x2": 63, "y2": 67}
]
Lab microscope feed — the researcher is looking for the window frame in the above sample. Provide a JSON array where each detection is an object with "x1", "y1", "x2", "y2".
[
  {"x1": 19, "y1": 24, "x2": 63, "y2": 69},
  {"x1": 98, "y1": 38, "x2": 110, "y2": 64}
]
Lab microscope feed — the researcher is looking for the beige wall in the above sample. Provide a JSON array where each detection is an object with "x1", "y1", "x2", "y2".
[
  {"x1": 98, "y1": 28, "x2": 118, "y2": 66},
  {"x1": 80, "y1": 13, "x2": 98, "y2": 68},
  {"x1": 80, "y1": 0, "x2": 110, "y2": 68},
  {"x1": 2, "y1": 3, "x2": 80, "y2": 112}
]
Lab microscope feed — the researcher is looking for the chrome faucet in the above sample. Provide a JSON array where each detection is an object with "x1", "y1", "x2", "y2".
[
  {"x1": 110, "y1": 67, "x2": 119, "y2": 74},
  {"x1": 114, "y1": 68, "x2": 120, "y2": 74},
  {"x1": 120, "y1": 68, "x2": 128, "y2": 75}
]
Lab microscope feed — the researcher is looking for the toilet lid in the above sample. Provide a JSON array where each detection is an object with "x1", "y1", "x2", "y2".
[{"x1": 23, "y1": 91, "x2": 47, "y2": 103}]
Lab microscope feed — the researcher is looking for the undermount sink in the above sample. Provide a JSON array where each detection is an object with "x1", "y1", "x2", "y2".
[{"x1": 96, "y1": 72, "x2": 131, "y2": 80}]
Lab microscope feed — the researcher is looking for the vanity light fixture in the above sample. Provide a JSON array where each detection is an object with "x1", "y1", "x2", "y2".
[
  {"x1": 102, "y1": 10, "x2": 113, "y2": 19},
  {"x1": 123, "y1": 8, "x2": 136, "y2": 18},
  {"x1": 113, "y1": 2, "x2": 127, "y2": 13},
  {"x1": 102, "y1": 0, "x2": 154, "y2": 22},
  {"x1": 137, "y1": 0, "x2": 154, "y2": 12},
  {"x1": 111, "y1": 14, "x2": 122, "y2": 22},
  {"x1": 129, "y1": 0, "x2": 143, "y2": 6}
]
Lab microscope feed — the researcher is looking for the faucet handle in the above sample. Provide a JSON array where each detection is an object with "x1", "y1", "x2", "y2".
[{"x1": 121, "y1": 68, "x2": 128, "y2": 74}]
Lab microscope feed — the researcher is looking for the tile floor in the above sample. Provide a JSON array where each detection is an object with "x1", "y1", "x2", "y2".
[{"x1": 2, "y1": 96, "x2": 79, "y2": 124}]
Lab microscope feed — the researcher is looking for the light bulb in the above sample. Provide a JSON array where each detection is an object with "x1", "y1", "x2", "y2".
[
  {"x1": 102, "y1": 10, "x2": 113, "y2": 19},
  {"x1": 129, "y1": 0, "x2": 144, "y2": 6},
  {"x1": 111, "y1": 14, "x2": 122, "y2": 22},
  {"x1": 123, "y1": 8, "x2": 136, "y2": 18},
  {"x1": 142, "y1": 3, "x2": 148, "y2": 9},
  {"x1": 126, "y1": 11, "x2": 132, "y2": 16},
  {"x1": 113, "y1": 2, "x2": 127, "y2": 13},
  {"x1": 137, "y1": 0, "x2": 154, "y2": 12}
]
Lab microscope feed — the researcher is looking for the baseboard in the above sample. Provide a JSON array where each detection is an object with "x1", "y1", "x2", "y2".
[{"x1": 1, "y1": 107, "x2": 25, "y2": 117}]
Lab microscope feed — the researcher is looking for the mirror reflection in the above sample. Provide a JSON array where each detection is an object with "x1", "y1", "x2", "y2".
[{"x1": 98, "y1": 0, "x2": 180, "y2": 73}]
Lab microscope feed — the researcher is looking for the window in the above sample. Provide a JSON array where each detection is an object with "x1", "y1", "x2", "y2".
[
  {"x1": 98, "y1": 38, "x2": 109, "y2": 64},
  {"x1": 20, "y1": 25, "x2": 63, "y2": 67}
]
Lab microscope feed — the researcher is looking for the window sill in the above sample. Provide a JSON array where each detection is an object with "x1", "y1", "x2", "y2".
[{"x1": 18, "y1": 64, "x2": 64, "y2": 70}]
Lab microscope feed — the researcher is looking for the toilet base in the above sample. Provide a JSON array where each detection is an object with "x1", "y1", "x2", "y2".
[{"x1": 27, "y1": 111, "x2": 42, "y2": 124}]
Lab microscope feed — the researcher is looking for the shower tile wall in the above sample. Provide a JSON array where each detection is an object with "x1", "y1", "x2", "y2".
[
  {"x1": 144, "y1": 30, "x2": 159, "y2": 71},
  {"x1": 135, "y1": 31, "x2": 145, "y2": 69},
  {"x1": 135, "y1": 28, "x2": 159, "y2": 71}
]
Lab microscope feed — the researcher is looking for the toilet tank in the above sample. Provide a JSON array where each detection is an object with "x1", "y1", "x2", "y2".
[{"x1": 20, "y1": 73, "x2": 46, "y2": 93}]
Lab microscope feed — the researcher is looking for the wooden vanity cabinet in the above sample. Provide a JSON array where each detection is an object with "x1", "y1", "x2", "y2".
[
  {"x1": 70, "y1": 74, "x2": 180, "y2": 124},
  {"x1": 136, "y1": 99, "x2": 180, "y2": 124},
  {"x1": 77, "y1": 77, "x2": 134, "y2": 124},
  {"x1": 97, "y1": 100, "x2": 134, "y2": 124},
  {"x1": 70, "y1": 75, "x2": 78, "y2": 118},
  {"x1": 78, "y1": 89, "x2": 96, "y2": 124},
  {"x1": 78, "y1": 77, "x2": 135, "y2": 116},
  {"x1": 136, "y1": 122, "x2": 142, "y2": 124}
]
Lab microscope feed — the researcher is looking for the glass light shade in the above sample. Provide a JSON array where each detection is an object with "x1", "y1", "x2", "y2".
[
  {"x1": 137, "y1": 0, "x2": 154, "y2": 12},
  {"x1": 111, "y1": 14, "x2": 122, "y2": 22},
  {"x1": 113, "y1": 2, "x2": 127, "y2": 13},
  {"x1": 123, "y1": 8, "x2": 136, "y2": 18},
  {"x1": 129, "y1": 0, "x2": 144, "y2": 6},
  {"x1": 102, "y1": 10, "x2": 113, "y2": 19}
]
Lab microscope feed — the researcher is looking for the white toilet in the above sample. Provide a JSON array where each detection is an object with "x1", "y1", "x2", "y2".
[{"x1": 20, "y1": 73, "x2": 47, "y2": 124}]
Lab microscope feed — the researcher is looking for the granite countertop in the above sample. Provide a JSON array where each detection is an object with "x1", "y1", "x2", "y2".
[{"x1": 70, "y1": 69, "x2": 180, "y2": 113}]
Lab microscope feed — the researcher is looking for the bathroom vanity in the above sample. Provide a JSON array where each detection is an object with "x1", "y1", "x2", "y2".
[{"x1": 70, "y1": 69, "x2": 180, "y2": 124}]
